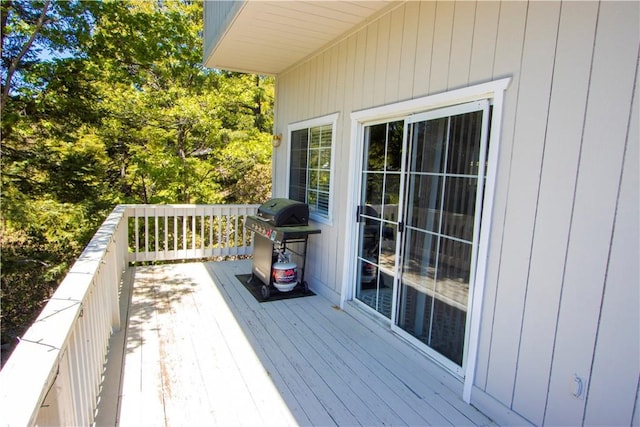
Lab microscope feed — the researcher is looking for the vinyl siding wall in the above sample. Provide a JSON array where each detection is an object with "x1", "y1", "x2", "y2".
[{"x1": 270, "y1": 1, "x2": 639, "y2": 425}]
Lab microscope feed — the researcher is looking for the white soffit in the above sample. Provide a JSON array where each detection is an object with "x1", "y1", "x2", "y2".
[{"x1": 206, "y1": 1, "x2": 396, "y2": 75}]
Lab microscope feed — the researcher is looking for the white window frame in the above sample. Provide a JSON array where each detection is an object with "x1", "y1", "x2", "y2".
[
  {"x1": 286, "y1": 113, "x2": 339, "y2": 224},
  {"x1": 341, "y1": 78, "x2": 511, "y2": 403}
]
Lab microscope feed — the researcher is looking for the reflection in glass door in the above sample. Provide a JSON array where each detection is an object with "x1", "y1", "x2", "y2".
[
  {"x1": 354, "y1": 101, "x2": 490, "y2": 373},
  {"x1": 355, "y1": 121, "x2": 403, "y2": 319}
]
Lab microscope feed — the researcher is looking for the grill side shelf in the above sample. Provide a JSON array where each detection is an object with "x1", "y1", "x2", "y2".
[{"x1": 245, "y1": 216, "x2": 320, "y2": 244}]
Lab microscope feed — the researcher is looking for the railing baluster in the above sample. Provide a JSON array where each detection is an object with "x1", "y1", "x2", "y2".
[
  {"x1": 228, "y1": 208, "x2": 231, "y2": 255},
  {"x1": 173, "y1": 213, "x2": 178, "y2": 256},
  {"x1": 68, "y1": 331, "x2": 82, "y2": 426},
  {"x1": 200, "y1": 209, "x2": 205, "y2": 254},
  {"x1": 154, "y1": 208, "x2": 159, "y2": 257},
  {"x1": 219, "y1": 207, "x2": 225, "y2": 255},
  {"x1": 59, "y1": 348, "x2": 76, "y2": 425},
  {"x1": 234, "y1": 210, "x2": 240, "y2": 256},
  {"x1": 72, "y1": 324, "x2": 88, "y2": 425},
  {"x1": 161, "y1": 210, "x2": 165, "y2": 256},
  {"x1": 217, "y1": 213, "x2": 223, "y2": 255},
  {"x1": 241, "y1": 206, "x2": 247, "y2": 254},
  {"x1": 182, "y1": 210, "x2": 187, "y2": 257},
  {"x1": 86, "y1": 285, "x2": 100, "y2": 422},
  {"x1": 135, "y1": 211, "x2": 140, "y2": 258},
  {"x1": 144, "y1": 208, "x2": 149, "y2": 256},
  {"x1": 83, "y1": 296, "x2": 97, "y2": 425},
  {"x1": 191, "y1": 211, "x2": 196, "y2": 255},
  {"x1": 209, "y1": 210, "x2": 214, "y2": 255}
]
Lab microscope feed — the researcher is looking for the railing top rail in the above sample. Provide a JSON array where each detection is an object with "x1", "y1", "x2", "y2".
[
  {"x1": 122, "y1": 203, "x2": 261, "y2": 210},
  {"x1": 0, "y1": 205, "x2": 128, "y2": 426}
]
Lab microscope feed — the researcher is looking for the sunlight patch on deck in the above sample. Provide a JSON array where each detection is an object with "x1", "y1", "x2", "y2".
[{"x1": 117, "y1": 262, "x2": 296, "y2": 426}]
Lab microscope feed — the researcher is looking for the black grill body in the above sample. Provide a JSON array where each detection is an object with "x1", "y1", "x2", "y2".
[{"x1": 245, "y1": 198, "x2": 320, "y2": 300}]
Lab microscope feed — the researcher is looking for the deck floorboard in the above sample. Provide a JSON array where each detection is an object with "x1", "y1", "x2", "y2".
[{"x1": 103, "y1": 260, "x2": 494, "y2": 426}]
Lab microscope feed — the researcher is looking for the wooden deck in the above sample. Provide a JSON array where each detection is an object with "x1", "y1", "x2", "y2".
[{"x1": 95, "y1": 260, "x2": 495, "y2": 426}]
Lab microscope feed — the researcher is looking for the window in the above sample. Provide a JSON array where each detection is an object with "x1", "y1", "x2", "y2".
[{"x1": 288, "y1": 114, "x2": 338, "y2": 221}]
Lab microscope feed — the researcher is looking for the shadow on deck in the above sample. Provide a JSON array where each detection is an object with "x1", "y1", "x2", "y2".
[{"x1": 96, "y1": 260, "x2": 495, "y2": 426}]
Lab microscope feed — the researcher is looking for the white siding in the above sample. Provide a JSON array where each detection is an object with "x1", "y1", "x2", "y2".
[
  {"x1": 412, "y1": 2, "x2": 436, "y2": 97},
  {"x1": 429, "y1": 1, "x2": 455, "y2": 93},
  {"x1": 271, "y1": 1, "x2": 639, "y2": 425},
  {"x1": 468, "y1": 1, "x2": 500, "y2": 84},
  {"x1": 543, "y1": 1, "x2": 639, "y2": 424},
  {"x1": 397, "y1": 2, "x2": 419, "y2": 100},
  {"x1": 474, "y1": 0, "x2": 528, "y2": 395},
  {"x1": 485, "y1": 1, "x2": 562, "y2": 410},
  {"x1": 511, "y1": 2, "x2": 598, "y2": 423},
  {"x1": 584, "y1": 63, "x2": 639, "y2": 426},
  {"x1": 447, "y1": 1, "x2": 475, "y2": 89}
]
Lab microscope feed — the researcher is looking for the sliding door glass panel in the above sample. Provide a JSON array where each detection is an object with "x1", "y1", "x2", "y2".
[
  {"x1": 404, "y1": 174, "x2": 442, "y2": 232},
  {"x1": 382, "y1": 174, "x2": 401, "y2": 222},
  {"x1": 385, "y1": 121, "x2": 404, "y2": 171},
  {"x1": 355, "y1": 121, "x2": 403, "y2": 319},
  {"x1": 430, "y1": 237, "x2": 472, "y2": 365},
  {"x1": 447, "y1": 109, "x2": 483, "y2": 176},
  {"x1": 412, "y1": 118, "x2": 448, "y2": 175},
  {"x1": 364, "y1": 124, "x2": 386, "y2": 171},
  {"x1": 397, "y1": 227, "x2": 438, "y2": 341},
  {"x1": 397, "y1": 108, "x2": 485, "y2": 368},
  {"x1": 441, "y1": 177, "x2": 477, "y2": 242}
]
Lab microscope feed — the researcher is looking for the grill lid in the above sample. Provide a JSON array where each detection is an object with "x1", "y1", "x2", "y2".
[{"x1": 257, "y1": 198, "x2": 308, "y2": 226}]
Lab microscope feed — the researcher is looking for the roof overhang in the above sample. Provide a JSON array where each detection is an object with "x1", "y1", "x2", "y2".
[{"x1": 204, "y1": 1, "x2": 397, "y2": 75}]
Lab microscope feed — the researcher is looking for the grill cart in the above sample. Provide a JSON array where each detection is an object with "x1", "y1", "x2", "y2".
[{"x1": 245, "y1": 198, "x2": 321, "y2": 300}]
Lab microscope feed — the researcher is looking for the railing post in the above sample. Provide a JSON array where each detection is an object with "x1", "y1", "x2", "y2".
[{"x1": 111, "y1": 207, "x2": 128, "y2": 331}]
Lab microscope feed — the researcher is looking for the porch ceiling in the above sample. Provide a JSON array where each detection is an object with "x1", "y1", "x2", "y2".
[{"x1": 204, "y1": 1, "x2": 396, "y2": 75}]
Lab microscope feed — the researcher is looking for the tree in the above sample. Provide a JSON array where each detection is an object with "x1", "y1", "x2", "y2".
[
  {"x1": 1, "y1": 0, "x2": 96, "y2": 114},
  {"x1": 1, "y1": 0, "x2": 274, "y2": 363}
]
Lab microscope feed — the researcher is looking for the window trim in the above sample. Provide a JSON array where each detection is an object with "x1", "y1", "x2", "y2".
[{"x1": 286, "y1": 112, "x2": 339, "y2": 225}]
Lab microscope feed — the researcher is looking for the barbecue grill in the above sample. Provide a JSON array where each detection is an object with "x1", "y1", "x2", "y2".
[{"x1": 245, "y1": 198, "x2": 321, "y2": 299}]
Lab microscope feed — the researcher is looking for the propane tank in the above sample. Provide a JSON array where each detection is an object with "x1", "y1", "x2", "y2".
[{"x1": 272, "y1": 251, "x2": 297, "y2": 292}]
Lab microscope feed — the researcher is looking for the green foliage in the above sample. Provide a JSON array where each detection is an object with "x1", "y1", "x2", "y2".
[{"x1": 1, "y1": 0, "x2": 274, "y2": 361}]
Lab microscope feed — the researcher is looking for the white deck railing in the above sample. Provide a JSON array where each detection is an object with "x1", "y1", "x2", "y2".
[
  {"x1": 128, "y1": 204, "x2": 258, "y2": 262},
  {"x1": 0, "y1": 204, "x2": 258, "y2": 426}
]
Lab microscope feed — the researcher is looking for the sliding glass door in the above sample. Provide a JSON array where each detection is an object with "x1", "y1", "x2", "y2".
[{"x1": 355, "y1": 101, "x2": 490, "y2": 374}]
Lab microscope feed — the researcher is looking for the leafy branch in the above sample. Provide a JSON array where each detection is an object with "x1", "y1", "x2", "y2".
[{"x1": 1, "y1": 0, "x2": 51, "y2": 114}]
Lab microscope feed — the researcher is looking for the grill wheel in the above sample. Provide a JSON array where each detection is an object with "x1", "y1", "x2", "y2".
[{"x1": 261, "y1": 284, "x2": 270, "y2": 300}]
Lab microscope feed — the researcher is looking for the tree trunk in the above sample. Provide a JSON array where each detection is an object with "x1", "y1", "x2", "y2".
[{"x1": 1, "y1": 0, "x2": 51, "y2": 115}]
